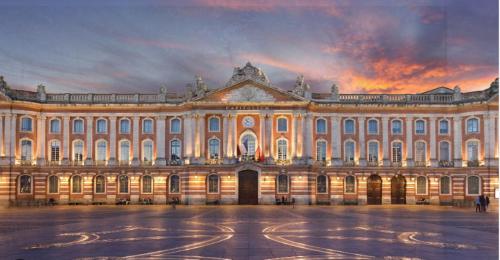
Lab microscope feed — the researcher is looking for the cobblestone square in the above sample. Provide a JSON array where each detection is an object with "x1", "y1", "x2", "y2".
[{"x1": 0, "y1": 205, "x2": 497, "y2": 260}]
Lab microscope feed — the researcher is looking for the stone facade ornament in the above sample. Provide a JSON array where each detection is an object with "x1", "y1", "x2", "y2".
[
  {"x1": 331, "y1": 83, "x2": 339, "y2": 101},
  {"x1": 37, "y1": 84, "x2": 47, "y2": 102},
  {"x1": 453, "y1": 85, "x2": 462, "y2": 101},
  {"x1": 226, "y1": 62, "x2": 270, "y2": 86},
  {"x1": 194, "y1": 76, "x2": 208, "y2": 98},
  {"x1": 292, "y1": 75, "x2": 311, "y2": 99},
  {"x1": 223, "y1": 85, "x2": 276, "y2": 102}
]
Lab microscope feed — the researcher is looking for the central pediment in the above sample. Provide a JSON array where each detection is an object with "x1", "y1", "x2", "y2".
[{"x1": 222, "y1": 85, "x2": 276, "y2": 102}]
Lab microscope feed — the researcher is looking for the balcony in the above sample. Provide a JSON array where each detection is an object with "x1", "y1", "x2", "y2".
[
  {"x1": 438, "y1": 160, "x2": 454, "y2": 167},
  {"x1": 119, "y1": 160, "x2": 130, "y2": 166},
  {"x1": 168, "y1": 159, "x2": 183, "y2": 166},
  {"x1": 206, "y1": 157, "x2": 223, "y2": 165},
  {"x1": 95, "y1": 160, "x2": 107, "y2": 166},
  {"x1": 367, "y1": 161, "x2": 379, "y2": 167},
  {"x1": 48, "y1": 160, "x2": 61, "y2": 166},
  {"x1": 343, "y1": 161, "x2": 355, "y2": 167},
  {"x1": 391, "y1": 162, "x2": 402, "y2": 167},
  {"x1": 17, "y1": 159, "x2": 34, "y2": 166},
  {"x1": 467, "y1": 160, "x2": 480, "y2": 167},
  {"x1": 414, "y1": 161, "x2": 427, "y2": 167},
  {"x1": 142, "y1": 160, "x2": 153, "y2": 166},
  {"x1": 313, "y1": 160, "x2": 327, "y2": 166},
  {"x1": 275, "y1": 159, "x2": 292, "y2": 165}
]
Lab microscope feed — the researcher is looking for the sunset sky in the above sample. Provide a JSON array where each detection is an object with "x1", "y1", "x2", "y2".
[{"x1": 0, "y1": 0, "x2": 498, "y2": 94}]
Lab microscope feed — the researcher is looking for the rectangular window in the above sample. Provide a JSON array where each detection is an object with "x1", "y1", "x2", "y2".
[
  {"x1": 73, "y1": 120, "x2": 84, "y2": 133},
  {"x1": 51, "y1": 144, "x2": 60, "y2": 161},
  {"x1": 21, "y1": 118, "x2": 32, "y2": 132},
  {"x1": 368, "y1": 142, "x2": 378, "y2": 162},
  {"x1": 120, "y1": 120, "x2": 130, "y2": 133},
  {"x1": 143, "y1": 120, "x2": 153, "y2": 134},
  {"x1": 392, "y1": 143, "x2": 402, "y2": 163},
  {"x1": 439, "y1": 120, "x2": 449, "y2": 134},
  {"x1": 415, "y1": 120, "x2": 425, "y2": 134}
]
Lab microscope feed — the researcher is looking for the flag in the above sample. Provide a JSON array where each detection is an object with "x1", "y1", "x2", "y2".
[
  {"x1": 238, "y1": 140, "x2": 247, "y2": 156},
  {"x1": 255, "y1": 145, "x2": 260, "y2": 161}
]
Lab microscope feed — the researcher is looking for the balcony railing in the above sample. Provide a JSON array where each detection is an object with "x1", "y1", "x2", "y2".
[
  {"x1": 391, "y1": 162, "x2": 402, "y2": 167},
  {"x1": 343, "y1": 161, "x2": 355, "y2": 167},
  {"x1": 414, "y1": 161, "x2": 427, "y2": 167},
  {"x1": 314, "y1": 160, "x2": 327, "y2": 166},
  {"x1": 167, "y1": 159, "x2": 183, "y2": 166},
  {"x1": 276, "y1": 159, "x2": 292, "y2": 165},
  {"x1": 438, "y1": 160, "x2": 454, "y2": 167},
  {"x1": 367, "y1": 161, "x2": 379, "y2": 167},
  {"x1": 467, "y1": 160, "x2": 480, "y2": 167},
  {"x1": 206, "y1": 158, "x2": 223, "y2": 165}
]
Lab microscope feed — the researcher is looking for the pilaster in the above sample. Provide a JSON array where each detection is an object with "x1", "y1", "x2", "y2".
[
  {"x1": 429, "y1": 116, "x2": 437, "y2": 167},
  {"x1": 84, "y1": 116, "x2": 93, "y2": 165},
  {"x1": 155, "y1": 115, "x2": 166, "y2": 166},
  {"x1": 382, "y1": 116, "x2": 390, "y2": 166},
  {"x1": 108, "y1": 116, "x2": 117, "y2": 166},
  {"x1": 453, "y1": 116, "x2": 462, "y2": 167},
  {"x1": 62, "y1": 115, "x2": 70, "y2": 165},
  {"x1": 405, "y1": 116, "x2": 414, "y2": 167},
  {"x1": 358, "y1": 117, "x2": 366, "y2": 166}
]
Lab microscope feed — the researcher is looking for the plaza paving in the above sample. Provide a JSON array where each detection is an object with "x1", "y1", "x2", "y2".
[{"x1": 0, "y1": 205, "x2": 497, "y2": 260}]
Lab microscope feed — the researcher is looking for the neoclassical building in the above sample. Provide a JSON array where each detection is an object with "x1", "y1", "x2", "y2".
[{"x1": 0, "y1": 63, "x2": 498, "y2": 206}]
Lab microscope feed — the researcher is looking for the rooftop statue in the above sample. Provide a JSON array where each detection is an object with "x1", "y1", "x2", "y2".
[
  {"x1": 226, "y1": 62, "x2": 270, "y2": 86},
  {"x1": 292, "y1": 75, "x2": 311, "y2": 98}
]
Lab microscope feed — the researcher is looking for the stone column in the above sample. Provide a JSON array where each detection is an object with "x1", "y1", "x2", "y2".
[
  {"x1": 4, "y1": 114, "x2": 11, "y2": 162},
  {"x1": 108, "y1": 116, "x2": 117, "y2": 165},
  {"x1": 132, "y1": 116, "x2": 140, "y2": 166},
  {"x1": 358, "y1": 117, "x2": 366, "y2": 166},
  {"x1": 194, "y1": 113, "x2": 201, "y2": 159},
  {"x1": 453, "y1": 116, "x2": 462, "y2": 167},
  {"x1": 331, "y1": 116, "x2": 342, "y2": 166},
  {"x1": 405, "y1": 117, "x2": 414, "y2": 167},
  {"x1": 85, "y1": 116, "x2": 93, "y2": 165},
  {"x1": 222, "y1": 113, "x2": 229, "y2": 161},
  {"x1": 62, "y1": 115, "x2": 70, "y2": 165},
  {"x1": 0, "y1": 114, "x2": 3, "y2": 158},
  {"x1": 195, "y1": 113, "x2": 205, "y2": 163},
  {"x1": 296, "y1": 114, "x2": 304, "y2": 162},
  {"x1": 291, "y1": 113, "x2": 297, "y2": 161},
  {"x1": 232, "y1": 113, "x2": 238, "y2": 158},
  {"x1": 183, "y1": 113, "x2": 193, "y2": 162},
  {"x1": 265, "y1": 112, "x2": 274, "y2": 163},
  {"x1": 382, "y1": 116, "x2": 390, "y2": 166},
  {"x1": 155, "y1": 115, "x2": 166, "y2": 166},
  {"x1": 304, "y1": 113, "x2": 313, "y2": 164},
  {"x1": 489, "y1": 115, "x2": 498, "y2": 165},
  {"x1": 259, "y1": 113, "x2": 265, "y2": 159},
  {"x1": 36, "y1": 114, "x2": 46, "y2": 165},
  {"x1": 429, "y1": 116, "x2": 437, "y2": 167},
  {"x1": 8, "y1": 114, "x2": 16, "y2": 163}
]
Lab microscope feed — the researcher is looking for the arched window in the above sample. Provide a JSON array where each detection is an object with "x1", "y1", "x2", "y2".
[
  {"x1": 316, "y1": 140, "x2": 327, "y2": 161},
  {"x1": 50, "y1": 140, "x2": 61, "y2": 162},
  {"x1": 368, "y1": 119, "x2": 378, "y2": 134},
  {"x1": 368, "y1": 141, "x2": 378, "y2": 162},
  {"x1": 439, "y1": 141, "x2": 450, "y2": 162},
  {"x1": 392, "y1": 142, "x2": 402, "y2": 163},
  {"x1": 344, "y1": 141, "x2": 355, "y2": 162},
  {"x1": 142, "y1": 140, "x2": 153, "y2": 162},
  {"x1": 209, "y1": 139, "x2": 220, "y2": 159},
  {"x1": 20, "y1": 139, "x2": 33, "y2": 161},
  {"x1": 345, "y1": 175, "x2": 355, "y2": 193},
  {"x1": 19, "y1": 175, "x2": 31, "y2": 193},
  {"x1": 415, "y1": 120, "x2": 425, "y2": 134},
  {"x1": 120, "y1": 119, "x2": 130, "y2": 134},
  {"x1": 241, "y1": 134, "x2": 256, "y2": 156},
  {"x1": 119, "y1": 175, "x2": 129, "y2": 193},
  {"x1": 317, "y1": 175, "x2": 327, "y2": 193},
  {"x1": 73, "y1": 140, "x2": 84, "y2": 163},
  {"x1": 344, "y1": 119, "x2": 354, "y2": 134},
  {"x1": 208, "y1": 175, "x2": 219, "y2": 193},
  {"x1": 170, "y1": 118, "x2": 181, "y2": 134},
  {"x1": 392, "y1": 120, "x2": 402, "y2": 134},
  {"x1": 73, "y1": 119, "x2": 84, "y2": 133},
  {"x1": 316, "y1": 118, "x2": 327, "y2": 134},
  {"x1": 96, "y1": 119, "x2": 107, "y2": 134},
  {"x1": 96, "y1": 140, "x2": 107, "y2": 162},
  {"x1": 439, "y1": 120, "x2": 449, "y2": 134},
  {"x1": 416, "y1": 176, "x2": 427, "y2": 195},
  {"x1": 277, "y1": 174, "x2": 289, "y2": 193},
  {"x1": 170, "y1": 139, "x2": 181, "y2": 160},
  {"x1": 467, "y1": 176, "x2": 480, "y2": 195},
  {"x1": 71, "y1": 175, "x2": 82, "y2": 193},
  {"x1": 169, "y1": 175, "x2": 180, "y2": 193},
  {"x1": 277, "y1": 139, "x2": 288, "y2": 160},
  {"x1": 467, "y1": 118, "x2": 479, "y2": 133},
  {"x1": 143, "y1": 119, "x2": 153, "y2": 134},
  {"x1": 415, "y1": 141, "x2": 426, "y2": 163},
  {"x1": 119, "y1": 140, "x2": 130, "y2": 163},
  {"x1": 142, "y1": 175, "x2": 153, "y2": 193},
  {"x1": 48, "y1": 175, "x2": 59, "y2": 194},
  {"x1": 277, "y1": 117, "x2": 288, "y2": 132},
  {"x1": 95, "y1": 175, "x2": 105, "y2": 193},
  {"x1": 21, "y1": 117, "x2": 33, "y2": 132},
  {"x1": 440, "y1": 176, "x2": 451, "y2": 195},
  {"x1": 467, "y1": 140, "x2": 479, "y2": 162},
  {"x1": 50, "y1": 119, "x2": 60, "y2": 133},
  {"x1": 209, "y1": 117, "x2": 220, "y2": 132}
]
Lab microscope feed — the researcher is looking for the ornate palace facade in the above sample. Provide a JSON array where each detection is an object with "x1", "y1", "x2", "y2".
[{"x1": 0, "y1": 63, "x2": 498, "y2": 206}]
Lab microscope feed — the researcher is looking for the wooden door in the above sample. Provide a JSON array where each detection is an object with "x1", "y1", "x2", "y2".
[
  {"x1": 391, "y1": 175, "x2": 406, "y2": 204},
  {"x1": 367, "y1": 175, "x2": 382, "y2": 205},
  {"x1": 238, "y1": 170, "x2": 258, "y2": 204}
]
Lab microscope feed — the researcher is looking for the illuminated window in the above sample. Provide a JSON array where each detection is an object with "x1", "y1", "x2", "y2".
[
  {"x1": 142, "y1": 175, "x2": 153, "y2": 193},
  {"x1": 71, "y1": 175, "x2": 82, "y2": 193},
  {"x1": 48, "y1": 175, "x2": 59, "y2": 194},
  {"x1": 277, "y1": 174, "x2": 289, "y2": 193},
  {"x1": 317, "y1": 175, "x2": 327, "y2": 193},
  {"x1": 95, "y1": 175, "x2": 105, "y2": 193},
  {"x1": 19, "y1": 175, "x2": 31, "y2": 194},
  {"x1": 208, "y1": 175, "x2": 219, "y2": 193},
  {"x1": 345, "y1": 175, "x2": 355, "y2": 193}
]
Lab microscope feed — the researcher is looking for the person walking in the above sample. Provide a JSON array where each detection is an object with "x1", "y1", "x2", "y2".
[
  {"x1": 479, "y1": 195, "x2": 486, "y2": 212},
  {"x1": 486, "y1": 196, "x2": 490, "y2": 211},
  {"x1": 475, "y1": 196, "x2": 481, "y2": 212}
]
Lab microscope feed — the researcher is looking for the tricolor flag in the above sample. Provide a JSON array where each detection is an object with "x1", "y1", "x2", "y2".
[{"x1": 238, "y1": 139, "x2": 247, "y2": 156}]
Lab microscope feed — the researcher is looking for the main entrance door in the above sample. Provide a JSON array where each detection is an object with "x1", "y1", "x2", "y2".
[
  {"x1": 367, "y1": 175, "x2": 382, "y2": 205},
  {"x1": 391, "y1": 175, "x2": 406, "y2": 204},
  {"x1": 238, "y1": 170, "x2": 258, "y2": 204}
]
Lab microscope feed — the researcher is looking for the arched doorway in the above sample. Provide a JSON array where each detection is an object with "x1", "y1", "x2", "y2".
[
  {"x1": 238, "y1": 170, "x2": 258, "y2": 204},
  {"x1": 391, "y1": 175, "x2": 406, "y2": 204},
  {"x1": 367, "y1": 175, "x2": 382, "y2": 205}
]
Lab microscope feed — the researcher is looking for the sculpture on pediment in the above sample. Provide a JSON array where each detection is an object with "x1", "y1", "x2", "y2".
[
  {"x1": 185, "y1": 83, "x2": 193, "y2": 100},
  {"x1": 453, "y1": 85, "x2": 462, "y2": 101},
  {"x1": 331, "y1": 83, "x2": 339, "y2": 101},
  {"x1": 292, "y1": 75, "x2": 311, "y2": 98},
  {"x1": 0, "y1": 76, "x2": 7, "y2": 92},
  {"x1": 194, "y1": 75, "x2": 208, "y2": 98},
  {"x1": 158, "y1": 84, "x2": 168, "y2": 102},
  {"x1": 37, "y1": 84, "x2": 47, "y2": 102},
  {"x1": 223, "y1": 85, "x2": 276, "y2": 102},
  {"x1": 226, "y1": 62, "x2": 270, "y2": 86}
]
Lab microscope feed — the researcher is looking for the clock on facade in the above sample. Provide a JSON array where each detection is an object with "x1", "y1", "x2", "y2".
[{"x1": 242, "y1": 116, "x2": 255, "y2": 128}]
